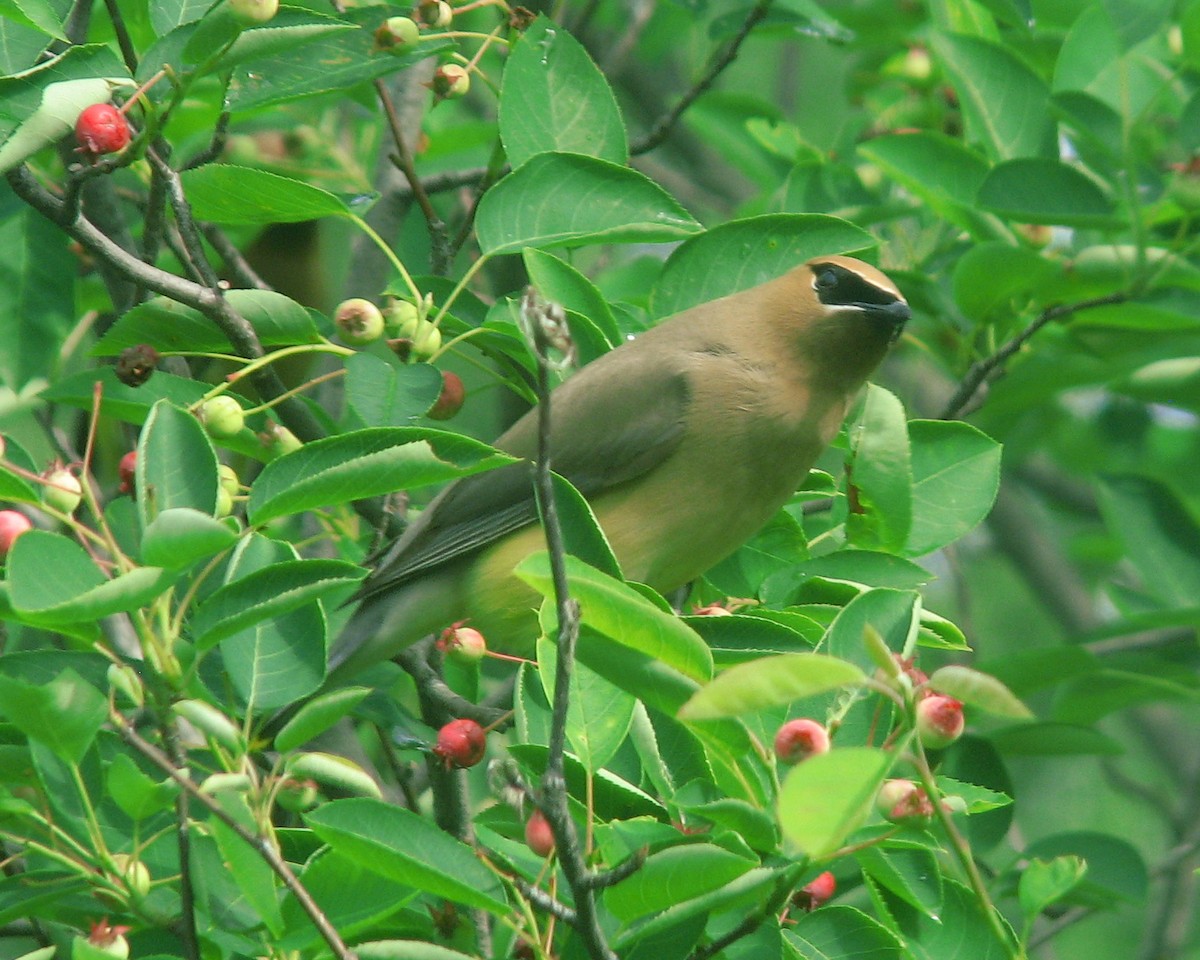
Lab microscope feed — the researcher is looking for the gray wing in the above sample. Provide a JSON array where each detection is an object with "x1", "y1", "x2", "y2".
[{"x1": 352, "y1": 341, "x2": 692, "y2": 602}]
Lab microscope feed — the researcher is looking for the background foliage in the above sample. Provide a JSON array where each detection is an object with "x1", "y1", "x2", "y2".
[{"x1": 0, "y1": 1, "x2": 1198, "y2": 959}]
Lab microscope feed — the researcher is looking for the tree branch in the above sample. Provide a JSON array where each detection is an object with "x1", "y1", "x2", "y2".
[
  {"x1": 524, "y1": 296, "x2": 618, "y2": 960},
  {"x1": 939, "y1": 293, "x2": 1129, "y2": 420},
  {"x1": 113, "y1": 711, "x2": 357, "y2": 960},
  {"x1": 630, "y1": 0, "x2": 773, "y2": 156}
]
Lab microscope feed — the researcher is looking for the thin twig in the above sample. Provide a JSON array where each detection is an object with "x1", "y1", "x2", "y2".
[
  {"x1": 511, "y1": 877, "x2": 578, "y2": 924},
  {"x1": 630, "y1": 0, "x2": 773, "y2": 156},
  {"x1": 374, "y1": 78, "x2": 450, "y2": 272},
  {"x1": 161, "y1": 718, "x2": 201, "y2": 960},
  {"x1": 113, "y1": 711, "x2": 357, "y2": 960},
  {"x1": 527, "y1": 312, "x2": 617, "y2": 960},
  {"x1": 687, "y1": 870, "x2": 798, "y2": 960},
  {"x1": 397, "y1": 643, "x2": 513, "y2": 729},
  {"x1": 939, "y1": 293, "x2": 1129, "y2": 420}
]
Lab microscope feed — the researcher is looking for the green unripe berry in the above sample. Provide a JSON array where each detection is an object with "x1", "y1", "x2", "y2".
[
  {"x1": 228, "y1": 0, "x2": 279, "y2": 24},
  {"x1": 432, "y1": 64, "x2": 470, "y2": 99},
  {"x1": 384, "y1": 298, "x2": 422, "y2": 338},
  {"x1": 42, "y1": 467, "x2": 82, "y2": 515},
  {"x1": 335, "y1": 297, "x2": 386, "y2": 345},
  {"x1": 200, "y1": 396, "x2": 246, "y2": 438}
]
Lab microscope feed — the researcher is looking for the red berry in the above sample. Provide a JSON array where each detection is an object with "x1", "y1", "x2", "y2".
[
  {"x1": 433, "y1": 718, "x2": 486, "y2": 768},
  {"x1": 524, "y1": 808, "x2": 555, "y2": 857},
  {"x1": 118, "y1": 451, "x2": 137, "y2": 494},
  {"x1": 0, "y1": 510, "x2": 32, "y2": 557},
  {"x1": 427, "y1": 370, "x2": 465, "y2": 421},
  {"x1": 916, "y1": 694, "x2": 965, "y2": 749},
  {"x1": 437, "y1": 622, "x2": 487, "y2": 663},
  {"x1": 75, "y1": 103, "x2": 131, "y2": 156},
  {"x1": 774, "y1": 718, "x2": 830, "y2": 765},
  {"x1": 794, "y1": 870, "x2": 836, "y2": 911}
]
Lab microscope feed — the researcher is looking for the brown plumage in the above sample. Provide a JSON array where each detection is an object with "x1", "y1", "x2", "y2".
[{"x1": 329, "y1": 254, "x2": 909, "y2": 679}]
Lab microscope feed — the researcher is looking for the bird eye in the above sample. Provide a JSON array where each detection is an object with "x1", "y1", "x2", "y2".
[{"x1": 815, "y1": 268, "x2": 839, "y2": 291}]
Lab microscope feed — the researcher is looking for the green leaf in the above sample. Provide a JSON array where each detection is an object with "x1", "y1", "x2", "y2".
[
  {"x1": 537, "y1": 635, "x2": 635, "y2": 771},
  {"x1": 932, "y1": 32, "x2": 1054, "y2": 160},
  {"x1": 1095, "y1": 474, "x2": 1200, "y2": 608},
  {"x1": 278, "y1": 852, "x2": 417, "y2": 950},
  {"x1": 499, "y1": 15, "x2": 627, "y2": 168},
  {"x1": 515, "y1": 553, "x2": 713, "y2": 684},
  {"x1": 344, "y1": 353, "x2": 443, "y2": 427},
  {"x1": 192, "y1": 6, "x2": 354, "y2": 73},
  {"x1": 273, "y1": 687, "x2": 372, "y2": 753},
  {"x1": 859, "y1": 132, "x2": 999, "y2": 236},
  {"x1": 952, "y1": 243, "x2": 1059, "y2": 321},
  {"x1": 604, "y1": 843, "x2": 757, "y2": 921},
  {"x1": 7, "y1": 531, "x2": 171, "y2": 625},
  {"x1": 181, "y1": 164, "x2": 358, "y2": 224},
  {"x1": 522, "y1": 248, "x2": 620, "y2": 346},
  {"x1": 846, "y1": 385, "x2": 911, "y2": 553},
  {"x1": 929, "y1": 665, "x2": 1033, "y2": 718},
  {"x1": 0, "y1": 210, "x2": 74, "y2": 389},
  {"x1": 0, "y1": 669, "x2": 106, "y2": 763},
  {"x1": 190, "y1": 559, "x2": 364, "y2": 649},
  {"x1": 905, "y1": 420, "x2": 1001, "y2": 557},
  {"x1": 94, "y1": 289, "x2": 322, "y2": 356},
  {"x1": 1022, "y1": 831, "x2": 1148, "y2": 904},
  {"x1": 547, "y1": 471, "x2": 622, "y2": 579},
  {"x1": 208, "y1": 791, "x2": 284, "y2": 937},
  {"x1": 648, "y1": 214, "x2": 876, "y2": 317},
  {"x1": 977, "y1": 158, "x2": 1120, "y2": 227},
  {"x1": 1019, "y1": 856, "x2": 1087, "y2": 924},
  {"x1": 355, "y1": 942, "x2": 479, "y2": 960},
  {"x1": 787, "y1": 905, "x2": 905, "y2": 959},
  {"x1": 778, "y1": 747, "x2": 894, "y2": 856},
  {"x1": 225, "y1": 9, "x2": 453, "y2": 112},
  {"x1": 138, "y1": 400, "x2": 219, "y2": 526},
  {"x1": 475, "y1": 152, "x2": 701, "y2": 255},
  {"x1": 611, "y1": 867, "x2": 778, "y2": 950},
  {"x1": 857, "y1": 845, "x2": 943, "y2": 917},
  {"x1": 987, "y1": 722, "x2": 1123, "y2": 756},
  {"x1": 41, "y1": 368, "x2": 211, "y2": 426},
  {"x1": 106, "y1": 753, "x2": 179, "y2": 821},
  {"x1": 304, "y1": 798, "x2": 508, "y2": 914},
  {"x1": 0, "y1": 463, "x2": 38, "y2": 504},
  {"x1": 678, "y1": 653, "x2": 865, "y2": 721},
  {"x1": 247, "y1": 427, "x2": 514, "y2": 526},
  {"x1": 141, "y1": 508, "x2": 239, "y2": 569},
  {"x1": 821, "y1": 588, "x2": 923, "y2": 670},
  {"x1": 1115, "y1": 356, "x2": 1200, "y2": 410},
  {"x1": 218, "y1": 538, "x2": 328, "y2": 712}
]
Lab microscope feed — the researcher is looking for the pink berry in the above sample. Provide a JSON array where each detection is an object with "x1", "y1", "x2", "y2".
[
  {"x1": 118, "y1": 451, "x2": 137, "y2": 494},
  {"x1": 437, "y1": 622, "x2": 487, "y2": 663},
  {"x1": 794, "y1": 870, "x2": 836, "y2": 911},
  {"x1": 75, "y1": 103, "x2": 130, "y2": 156},
  {"x1": 876, "y1": 779, "x2": 934, "y2": 824},
  {"x1": 916, "y1": 694, "x2": 965, "y2": 749},
  {"x1": 433, "y1": 718, "x2": 486, "y2": 769},
  {"x1": 427, "y1": 370, "x2": 465, "y2": 421},
  {"x1": 524, "y1": 808, "x2": 555, "y2": 857},
  {"x1": 773, "y1": 718, "x2": 830, "y2": 765},
  {"x1": 0, "y1": 510, "x2": 32, "y2": 558}
]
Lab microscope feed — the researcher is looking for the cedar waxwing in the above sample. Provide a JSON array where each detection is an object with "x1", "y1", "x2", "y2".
[{"x1": 329, "y1": 255, "x2": 909, "y2": 678}]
